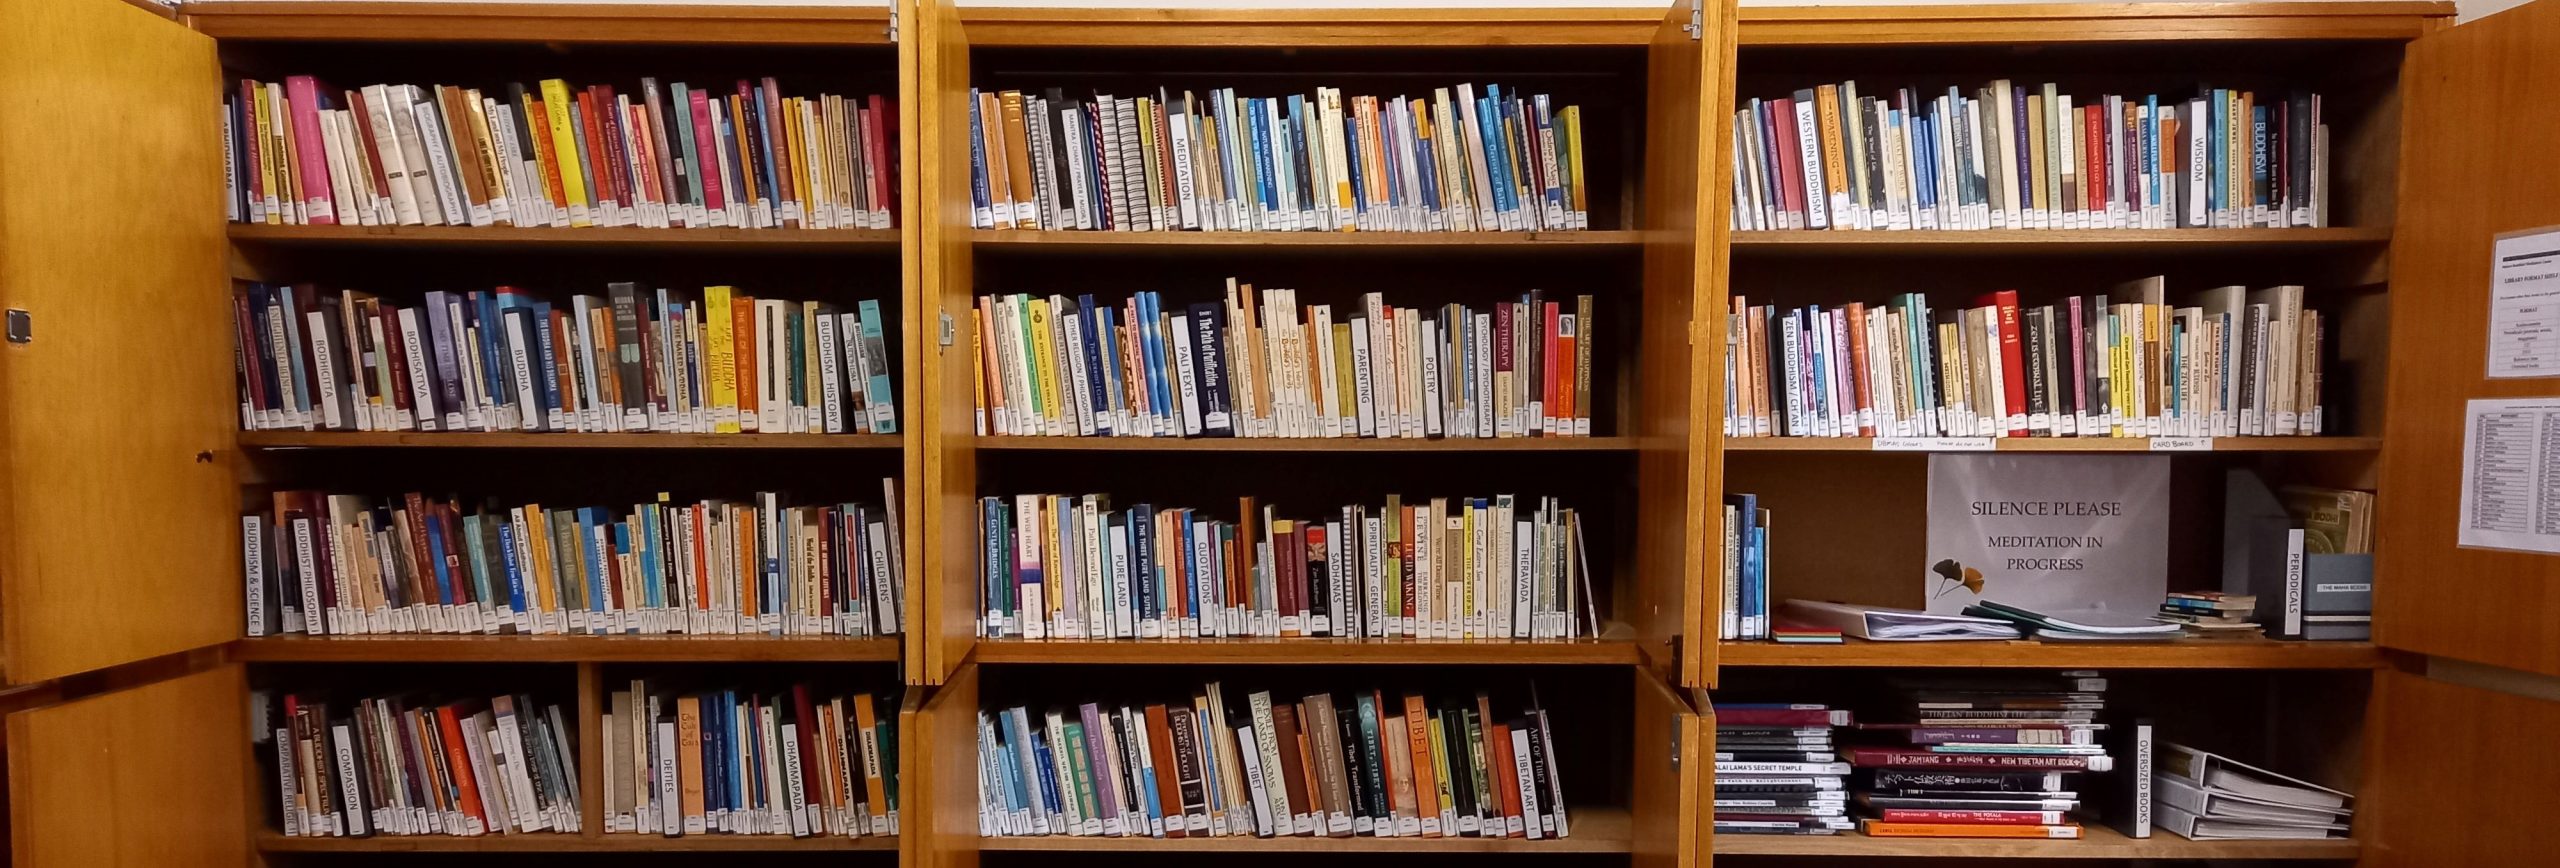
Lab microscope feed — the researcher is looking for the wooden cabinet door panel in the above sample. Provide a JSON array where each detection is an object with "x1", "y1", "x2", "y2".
[
  {"x1": 7, "y1": 666, "x2": 248, "y2": 866},
  {"x1": 1633, "y1": 670, "x2": 1709, "y2": 868},
  {"x1": 910, "y1": 0, "x2": 980, "y2": 686},
  {"x1": 0, "y1": 0, "x2": 237, "y2": 684}
]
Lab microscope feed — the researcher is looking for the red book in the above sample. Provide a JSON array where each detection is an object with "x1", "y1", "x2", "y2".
[
  {"x1": 1769, "y1": 99, "x2": 1805, "y2": 227},
  {"x1": 436, "y1": 704, "x2": 491, "y2": 830},
  {"x1": 1490, "y1": 722, "x2": 1526, "y2": 837},
  {"x1": 345, "y1": 88, "x2": 393, "y2": 219},
  {"x1": 2084, "y1": 106, "x2": 2106, "y2": 214},
  {"x1": 689, "y1": 89, "x2": 728, "y2": 214},
  {"x1": 1715, "y1": 705, "x2": 1843, "y2": 727},
  {"x1": 1880, "y1": 808, "x2": 2070, "y2": 825},
  {"x1": 1543, "y1": 302, "x2": 1563, "y2": 431},
  {"x1": 872, "y1": 95, "x2": 898, "y2": 223},
  {"x1": 1972, "y1": 290, "x2": 2029, "y2": 435},
  {"x1": 1845, "y1": 746, "x2": 2113, "y2": 771},
  {"x1": 283, "y1": 76, "x2": 338, "y2": 224},
  {"x1": 1863, "y1": 819, "x2": 2081, "y2": 839},
  {"x1": 792, "y1": 684, "x2": 823, "y2": 824},
  {"x1": 1844, "y1": 302, "x2": 1874, "y2": 436}
]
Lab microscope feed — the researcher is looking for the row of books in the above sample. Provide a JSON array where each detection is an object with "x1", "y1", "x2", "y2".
[
  {"x1": 1731, "y1": 81, "x2": 2330, "y2": 232},
  {"x1": 1722, "y1": 280, "x2": 2326, "y2": 440},
  {"x1": 226, "y1": 77, "x2": 896, "y2": 230},
  {"x1": 1719, "y1": 494, "x2": 1775, "y2": 641},
  {"x1": 968, "y1": 86, "x2": 1589, "y2": 233},
  {"x1": 601, "y1": 681, "x2": 901, "y2": 838},
  {"x1": 980, "y1": 493, "x2": 1595, "y2": 642},
  {"x1": 268, "y1": 692, "x2": 579, "y2": 838},
  {"x1": 243, "y1": 483, "x2": 907, "y2": 638},
  {"x1": 979, "y1": 682, "x2": 1569, "y2": 840},
  {"x1": 235, "y1": 282, "x2": 899, "y2": 435},
  {"x1": 1843, "y1": 672, "x2": 2117, "y2": 839},
  {"x1": 1712, "y1": 702, "x2": 1852, "y2": 835},
  {"x1": 976, "y1": 285, "x2": 1597, "y2": 439}
]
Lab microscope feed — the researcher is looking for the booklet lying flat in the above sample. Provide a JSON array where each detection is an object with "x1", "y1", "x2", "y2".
[{"x1": 1780, "y1": 600, "x2": 2024, "y2": 641}]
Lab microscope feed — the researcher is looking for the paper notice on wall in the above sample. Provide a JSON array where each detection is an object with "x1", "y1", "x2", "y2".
[
  {"x1": 2489, "y1": 228, "x2": 2560, "y2": 378},
  {"x1": 1925, "y1": 454, "x2": 2169, "y2": 616},
  {"x1": 2457, "y1": 397, "x2": 2560, "y2": 554}
]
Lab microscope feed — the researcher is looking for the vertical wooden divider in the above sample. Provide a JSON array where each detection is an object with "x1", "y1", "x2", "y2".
[
  {"x1": 913, "y1": 0, "x2": 981, "y2": 686},
  {"x1": 576, "y1": 661, "x2": 605, "y2": 839}
]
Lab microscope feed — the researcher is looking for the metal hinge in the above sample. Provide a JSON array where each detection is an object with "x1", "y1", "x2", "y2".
[
  {"x1": 1669, "y1": 715, "x2": 1685, "y2": 770},
  {"x1": 1684, "y1": 0, "x2": 1704, "y2": 39},
  {"x1": 5, "y1": 309, "x2": 28, "y2": 344},
  {"x1": 886, "y1": 6, "x2": 900, "y2": 43},
  {"x1": 938, "y1": 310, "x2": 956, "y2": 347}
]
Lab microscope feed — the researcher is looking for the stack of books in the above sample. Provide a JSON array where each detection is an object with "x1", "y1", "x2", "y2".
[
  {"x1": 235, "y1": 283, "x2": 899, "y2": 435},
  {"x1": 1848, "y1": 672, "x2": 2115, "y2": 839},
  {"x1": 243, "y1": 481, "x2": 907, "y2": 638},
  {"x1": 267, "y1": 691, "x2": 580, "y2": 839},
  {"x1": 227, "y1": 77, "x2": 897, "y2": 230},
  {"x1": 1723, "y1": 280, "x2": 2326, "y2": 441},
  {"x1": 1718, "y1": 494, "x2": 1772, "y2": 640},
  {"x1": 2282, "y1": 486, "x2": 2375, "y2": 554},
  {"x1": 975, "y1": 286, "x2": 1594, "y2": 440},
  {"x1": 1966, "y1": 601, "x2": 2186, "y2": 642},
  {"x1": 1731, "y1": 81, "x2": 2330, "y2": 231},
  {"x1": 2156, "y1": 592, "x2": 2262, "y2": 636},
  {"x1": 978, "y1": 493, "x2": 1594, "y2": 641},
  {"x1": 600, "y1": 681, "x2": 900, "y2": 839},
  {"x1": 1713, "y1": 703, "x2": 1853, "y2": 836},
  {"x1": 977, "y1": 681, "x2": 1569, "y2": 840},
  {"x1": 2156, "y1": 743, "x2": 2353, "y2": 840},
  {"x1": 968, "y1": 86, "x2": 1588, "y2": 233}
]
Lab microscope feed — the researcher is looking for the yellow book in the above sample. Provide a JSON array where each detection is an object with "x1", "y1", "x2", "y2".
[
  {"x1": 519, "y1": 505, "x2": 558, "y2": 628},
  {"x1": 539, "y1": 79, "x2": 593, "y2": 226},
  {"x1": 1029, "y1": 298, "x2": 1061, "y2": 431},
  {"x1": 1332, "y1": 322, "x2": 1358, "y2": 423},
  {"x1": 1136, "y1": 97, "x2": 1163, "y2": 227},
  {"x1": 676, "y1": 696, "x2": 706, "y2": 827},
  {"x1": 248, "y1": 82, "x2": 281, "y2": 223},
  {"x1": 2026, "y1": 94, "x2": 2049, "y2": 219},
  {"x1": 1457, "y1": 507, "x2": 1475, "y2": 636},
  {"x1": 706, "y1": 285, "x2": 740, "y2": 433},
  {"x1": 2112, "y1": 305, "x2": 2134, "y2": 436},
  {"x1": 1563, "y1": 105, "x2": 1586, "y2": 225},
  {"x1": 852, "y1": 693, "x2": 890, "y2": 828},
  {"x1": 784, "y1": 97, "x2": 812, "y2": 227},
  {"x1": 1040, "y1": 495, "x2": 1063, "y2": 631}
]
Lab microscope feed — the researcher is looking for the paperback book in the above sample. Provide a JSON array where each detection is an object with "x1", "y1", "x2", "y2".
[
  {"x1": 602, "y1": 680, "x2": 900, "y2": 838},
  {"x1": 265, "y1": 690, "x2": 580, "y2": 838}
]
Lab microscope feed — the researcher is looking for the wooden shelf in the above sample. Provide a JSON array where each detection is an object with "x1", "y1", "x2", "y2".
[
  {"x1": 1718, "y1": 637, "x2": 2382, "y2": 669},
  {"x1": 973, "y1": 637, "x2": 1639, "y2": 666},
  {"x1": 189, "y1": 1, "x2": 898, "y2": 46},
  {"x1": 1737, "y1": 1, "x2": 2450, "y2": 46},
  {"x1": 226, "y1": 223, "x2": 898, "y2": 253},
  {"x1": 979, "y1": 807, "x2": 1626, "y2": 852},
  {"x1": 1714, "y1": 824, "x2": 2359, "y2": 859},
  {"x1": 979, "y1": 435, "x2": 1632, "y2": 453},
  {"x1": 957, "y1": 6, "x2": 1658, "y2": 47},
  {"x1": 1730, "y1": 227, "x2": 2390, "y2": 256},
  {"x1": 255, "y1": 832, "x2": 896, "y2": 852},
  {"x1": 238, "y1": 431, "x2": 902, "y2": 451},
  {"x1": 234, "y1": 635, "x2": 902, "y2": 663},
  {"x1": 971, "y1": 229, "x2": 1638, "y2": 254},
  {"x1": 1725, "y1": 436, "x2": 2381, "y2": 453}
]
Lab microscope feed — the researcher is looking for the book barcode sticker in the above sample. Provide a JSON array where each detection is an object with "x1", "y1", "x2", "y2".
[
  {"x1": 1873, "y1": 437, "x2": 1995, "y2": 452},
  {"x1": 2147, "y1": 437, "x2": 2214, "y2": 452}
]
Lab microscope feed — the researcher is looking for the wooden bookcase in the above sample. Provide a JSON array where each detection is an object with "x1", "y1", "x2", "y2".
[
  {"x1": 901, "y1": 4, "x2": 1720, "y2": 868},
  {"x1": 3, "y1": 1, "x2": 2558, "y2": 867}
]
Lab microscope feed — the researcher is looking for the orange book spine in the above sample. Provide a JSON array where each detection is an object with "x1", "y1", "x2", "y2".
[
  {"x1": 1861, "y1": 820, "x2": 2084, "y2": 838},
  {"x1": 1845, "y1": 302, "x2": 1874, "y2": 436},
  {"x1": 1489, "y1": 722, "x2": 1525, "y2": 837},
  {"x1": 435, "y1": 705, "x2": 492, "y2": 829},
  {"x1": 732, "y1": 295, "x2": 759, "y2": 429}
]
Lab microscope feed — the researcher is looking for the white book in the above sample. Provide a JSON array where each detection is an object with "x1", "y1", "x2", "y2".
[{"x1": 1171, "y1": 312, "x2": 1206, "y2": 436}]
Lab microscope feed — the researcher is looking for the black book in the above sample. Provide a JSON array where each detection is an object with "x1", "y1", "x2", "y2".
[
  {"x1": 1305, "y1": 525, "x2": 1331, "y2": 636},
  {"x1": 1715, "y1": 750, "x2": 1836, "y2": 762},
  {"x1": 2021, "y1": 304, "x2": 2050, "y2": 430},
  {"x1": 1440, "y1": 708, "x2": 1476, "y2": 834},
  {"x1": 1520, "y1": 714, "x2": 1557, "y2": 835},
  {"x1": 1717, "y1": 782, "x2": 1838, "y2": 795},
  {"x1": 1131, "y1": 505, "x2": 1156, "y2": 631},
  {"x1": 1188, "y1": 301, "x2": 1233, "y2": 437},
  {"x1": 1335, "y1": 693, "x2": 1372, "y2": 832},
  {"x1": 1867, "y1": 768, "x2": 2068, "y2": 791}
]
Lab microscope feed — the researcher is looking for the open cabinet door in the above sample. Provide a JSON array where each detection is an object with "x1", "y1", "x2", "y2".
[
  {"x1": 8, "y1": 665, "x2": 248, "y2": 865},
  {"x1": 1633, "y1": 0, "x2": 1735, "y2": 691},
  {"x1": 0, "y1": 0, "x2": 237, "y2": 685},
  {"x1": 1631, "y1": 670, "x2": 1709, "y2": 868},
  {"x1": 2369, "y1": 1, "x2": 2560, "y2": 863},
  {"x1": 906, "y1": 663, "x2": 982, "y2": 868},
  {"x1": 909, "y1": 0, "x2": 980, "y2": 685}
]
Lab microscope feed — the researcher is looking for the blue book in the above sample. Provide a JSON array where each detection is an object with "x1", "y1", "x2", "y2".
[
  {"x1": 1379, "y1": 100, "x2": 1406, "y2": 218},
  {"x1": 2209, "y1": 90, "x2": 2228, "y2": 217},
  {"x1": 1131, "y1": 504, "x2": 1157, "y2": 626},
  {"x1": 419, "y1": 291, "x2": 466, "y2": 427},
  {"x1": 1017, "y1": 497, "x2": 1043, "y2": 634},
  {"x1": 1723, "y1": 493, "x2": 1758, "y2": 637},
  {"x1": 968, "y1": 89, "x2": 992, "y2": 225},
  {"x1": 1477, "y1": 92, "x2": 1514, "y2": 219},
  {"x1": 496, "y1": 517, "x2": 528, "y2": 625},
  {"x1": 1803, "y1": 308, "x2": 1829, "y2": 429},
  {"x1": 2251, "y1": 104, "x2": 2271, "y2": 216},
  {"x1": 747, "y1": 85, "x2": 782, "y2": 213},
  {"x1": 2144, "y1": 95, "x2": 2162, "y2": 211},
  {"x1": 1534, "y1": 94, "x2": 1562, "y2": 217},
  {"x1": 471, "y1": 291, "x2": 508, "y2": 422},
  {"x1": 1029, "y1": 719, "x2": 1065, "y2": 820},
  {"x1": 1137, "y1": 292, "x2": 1172, "y2": 433},
  {"x1": 423, "y1": 505, "x2": 459, "y2": 608},
  {"x1": 579, "y1": 507, "x2": 610, "y2": 631},
  {"x1": 1188, "y1": 302, "x2": 1233, "y2": 436},
  {"x1": 1251, "y1": 99, "x2": 1280, "y2": 222},
  {"x1": 1918, "y1": 112, "x2": 1939, "y2": 216},
  {"x1": 1286, "y1": 94, "x2": 1311, "y2": 222},
  {"x1": 983, "y1": 498, "x2": 1011, "y2": 630},
  {"x1": 1415, "y1": 101, "x2": 1444, "y2": 223},
  {"x1": 639, "y1": 501, "x2": 665, "y2": 614},
  {"x1": 1092, "y1": 302, "x2": 1127, "y2": 433},
  {"x1": 1077, "y1": 295, "x2": 1114, "y2": 436},
  {"x1": 1342, "y1": 102, "x2": 1367, "y2": 221},
  {"x1": 461, "y1": 514, "x2": 496, "y2": 619},
  {"x1": 856, "y1": 299, "x2": 898, "y2": 433},
  {"x1": 527, "y1": 300, "x2": 562, "y2": 429}
]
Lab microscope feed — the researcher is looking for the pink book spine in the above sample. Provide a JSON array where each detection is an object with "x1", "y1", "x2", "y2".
[
  {"x1": 689, "y1": 90, "x2": 726, "y2": 212},
  {"x1": 283, "y1": 76, "x2": 337, "y2": 224},
  {"x1": 869, "y1": 95, "x2": 896, "y2": 223}
]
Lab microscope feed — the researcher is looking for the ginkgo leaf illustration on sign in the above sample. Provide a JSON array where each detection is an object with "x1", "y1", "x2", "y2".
[{"x1": 1930, "y1": 558, "x2": 1986, "y2": 600}]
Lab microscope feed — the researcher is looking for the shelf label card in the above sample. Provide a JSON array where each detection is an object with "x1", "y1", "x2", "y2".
[
  {"x1": 1874, "y1": 436, "x2": 1995, "y2": 452},
  {"x1": 2148, "y1": 437, "x2": 2215, "y2": 452}
]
